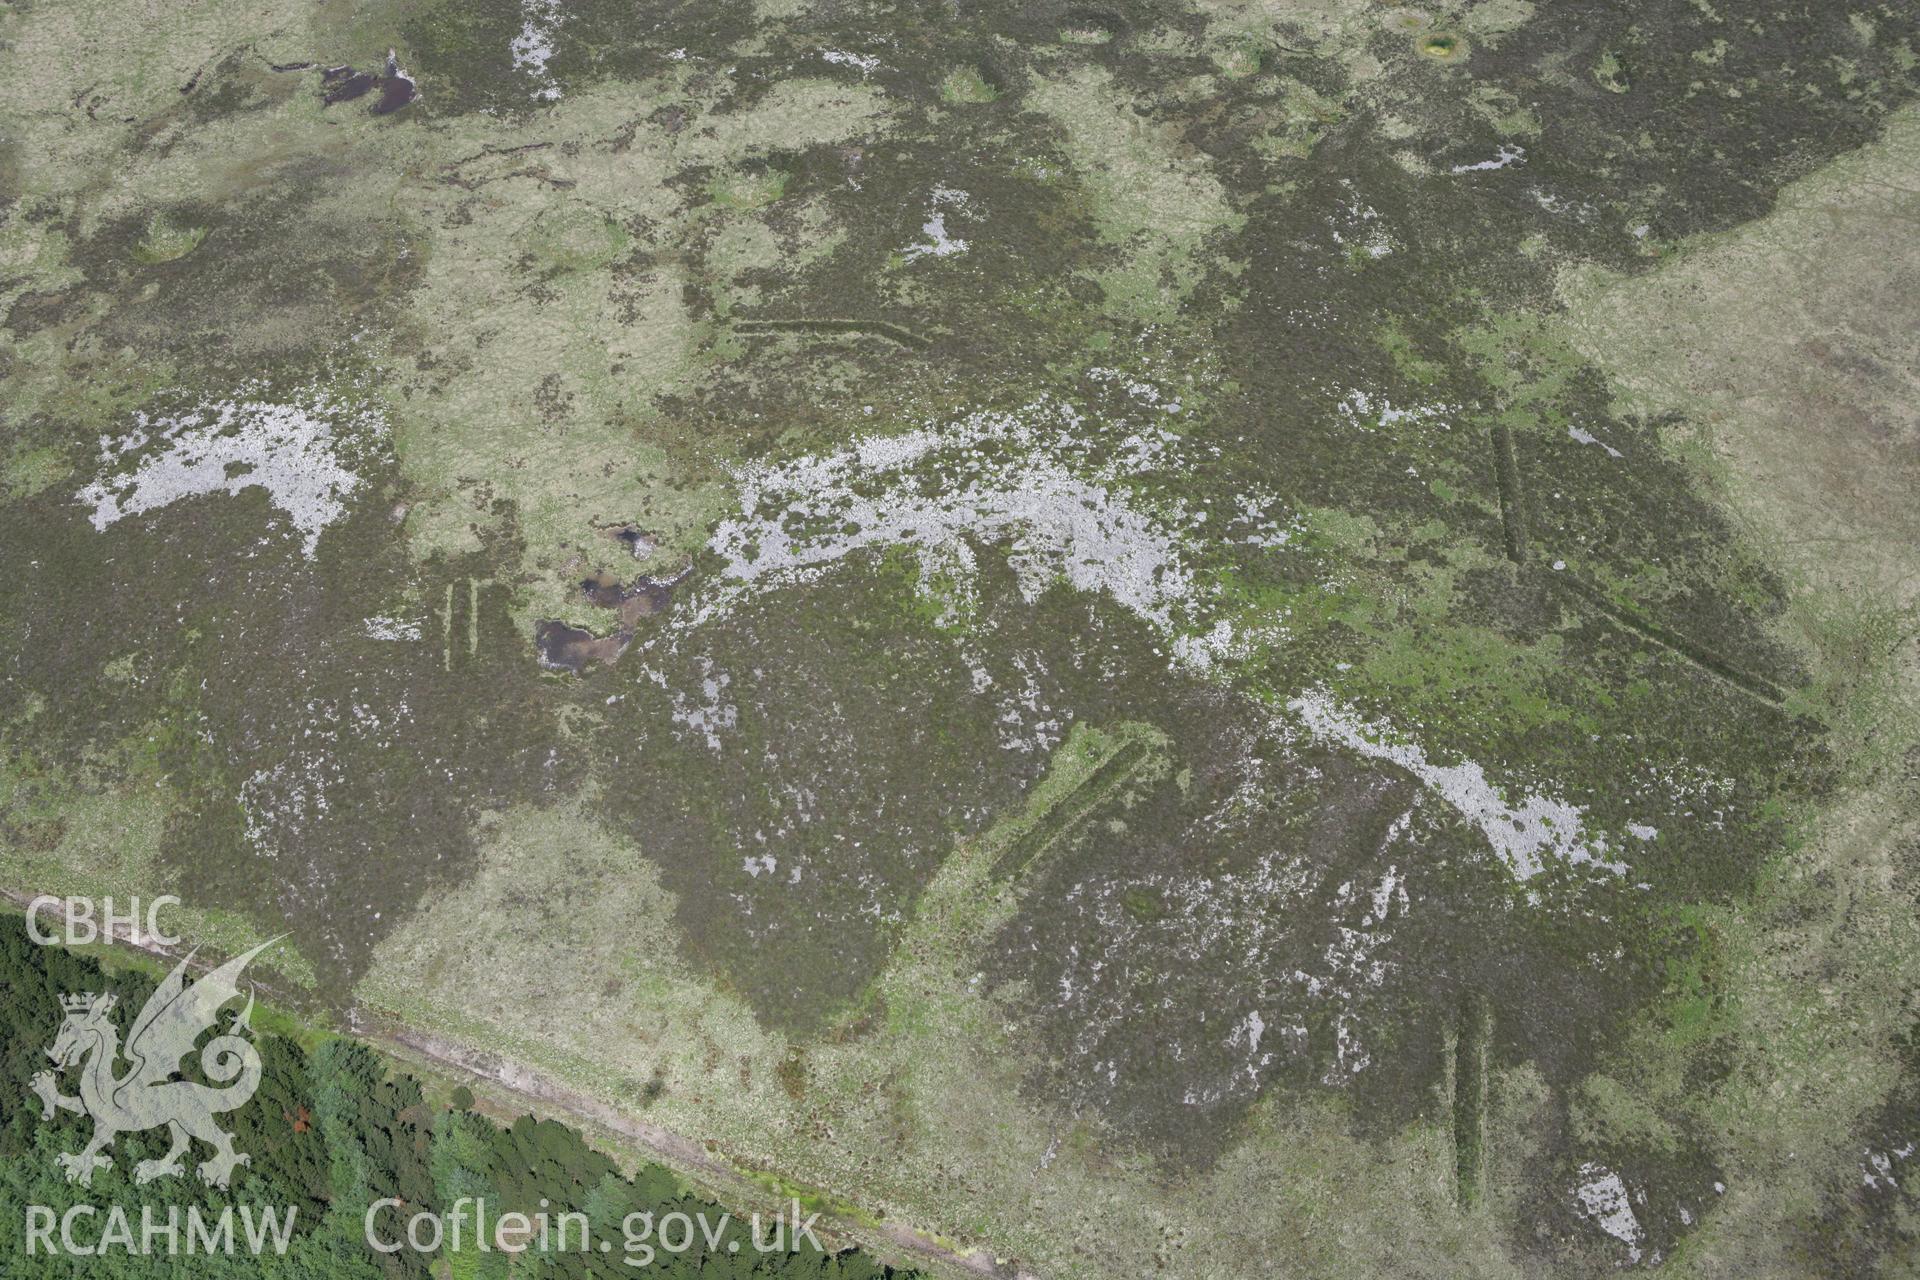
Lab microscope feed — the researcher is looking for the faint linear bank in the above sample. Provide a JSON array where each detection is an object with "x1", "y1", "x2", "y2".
[
  {"x1": 1546, "y1": 572, "x2": 1789, "y2": 707},
  {"x1": 732, "y1": 318, "x2": 933, "y2": 351},
  {"x1": 1452, "y1": 993, "x2": 1491, "y2": 1208},
  {"x1": 1488, "y1": 422, "x2": 1787, "y2": 707},
  {"x1": 1490, "y1": 422, "x2": 1528, "y2": 565},
  {"x1": 992, "y1": 738, "x2": 1153, "y2": 881},
  {"x1": 439, "y1": 576, "x2": 533, "y2": 674}
]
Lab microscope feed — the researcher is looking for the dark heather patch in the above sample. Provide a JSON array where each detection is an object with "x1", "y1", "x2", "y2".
[
  {"x1": 0, "y1": 433, "x2": 576, "y2": 997},
  {"x1": 591, "y1": 559, "x2": 1045, "y2": 1033}
]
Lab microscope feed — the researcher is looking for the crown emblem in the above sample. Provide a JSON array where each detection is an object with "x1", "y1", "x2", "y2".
[{"x1": 60, "y1": 992, "x2": 114, "y2": 1015}]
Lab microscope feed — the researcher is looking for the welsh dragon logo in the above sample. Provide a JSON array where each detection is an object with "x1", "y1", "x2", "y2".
[{"x1": 28, "y1": 939, "x2": 279, "y2": 1189}]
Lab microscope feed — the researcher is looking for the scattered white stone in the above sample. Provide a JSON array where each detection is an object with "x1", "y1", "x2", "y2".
[
  {"x1": 511, "y1": 0, "x2": 564, "y2": 101},
  {"x1": 1864, "y1": 1140, "x2": 1914, "y2": 1190},
  {"x1": 1231, "y1": 488, "x2": 1298, "y2": 548},
  {"x1": 1328, "y1": 1017, "x2": 1371, "y2": 1081},
  {"x1": 1532, "y1": 188, "x2": 1595, "y2": 218},
  {"x1": 1172, "y1": 619, "x2": 1247, "y2": 671},
  {"x1": 1451, "y1": 144, "x2": 1526, "y2": 174},
  {"x1": 1314, "y1": 866, "x2": 1409, "y2": 1083},
  {"x1": 76, "y1": 389, "x2": 382, "y2": 558},
  {"x1": 1337, "y1": 388, "x2": 1450, "y2": 432},
  {"x1": 1232, "y1": 1010, "x2": 1266, "y2": 1056},
  {"x1": 1569, "y1": 424, "x2": 1624, "y2": 458},
  {"x1": 1331, "y1": 184, "x2": 1394, "y2": 257},
  {"x1": 1287, "y1": 690, "x2": 1636, "y2": 880},
  {"x1": 1573, "y1": 1164, "x2": 1645, "y2": 1263},
  {"x1": 991, "y1": 650, "x2": 1063, "y2": 754},
  {"x1": 700, "y1": 393, "x2": 1201, "y2": 639},
  {"x1": 363, "y1": 616, "x2": 422, "y2": 642},
  {"x1": 901, "y1": 186, "x2": 972, "y2": 263},
  {"x1": 1368, "y1": 863, "x2": 1408, "y2": 924},
  {"x1": 669, "y1": 660, "x2": 737, "y2": 751},
  {"x1": 237, "y1": 693, "x2": 411, "y2": 858},
  {"x1": 822, "y1": 49, "x2": 880, "y2": 75}
]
